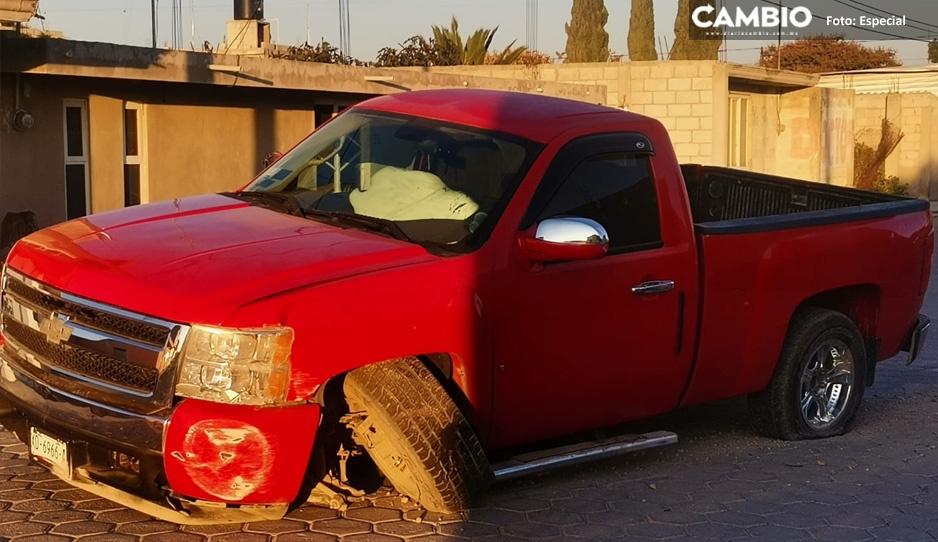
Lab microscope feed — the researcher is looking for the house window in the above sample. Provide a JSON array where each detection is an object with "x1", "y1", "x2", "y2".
[
  {"x1": 123, "y1": 103, "x2": 147, "y2": 206},
  {"x1": 63, "y1": 99, "x2": 90, "y2": 220},
  {"x1": 728, "y1": 94, "x2": 750, "y2": 168}
]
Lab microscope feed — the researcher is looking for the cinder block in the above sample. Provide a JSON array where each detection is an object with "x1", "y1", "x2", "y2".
[
  {"x1": 674, "y1": 142, "x2": 701, "y2": 158},
  {"x1": 579, "y1": 67, "x2": 604, "y2": 80},
  {"x1": 631, "y1": 66, "x2": 651, "y2": 79},
  {"x1": 692, "y1": 103, "x2": 713, "y2": 117},
  {"x1": 693, "y1": 130, "x2": 713, "y2": 143},
  {"x1": 698, "y1": 62, "x2": 714, "y2": 77},
  {"x1": 698, "y1": 90, "x2": 714, "y2": 104},
  {"x1": 653, "y1": 91, "x2": 677, "y2": 104},
  {"x1": 631, "y1": 91, "x2": 654, "y2": 104},
  {"x1": 670, "y1": 130, "x2": 692, "y2": 143},
  {"x1": 643, "y1": 78, "x2": 668, "y2": 91},
  {"x1": 677, "y1": 117, "x2": 701, "y2": 130},
  {"x1": 700, "y1": 116, "x2": 713, "y2": 130},
  {"x1": 692, "y1": 77, "x2": 713, "y2": 90},
  {"x1": 668, "y1": 78, "x2": 693, "y2": 91},
  {"x1": 676, "y1": 90, "x2": 700, "y2": 103},
  {"x1": 674, "y1": 64, "x2": 699, "y2": 78},
  {"x1": 668, "y1": 103, "x2": 692, "y2": 116},
  {"x1": 643, "y1": 104, "x2": 669, "y2": 118},
  {"x1": 604, "y1": 66, "x2": 621, "y2": 80},
  {"x1": 650, "y1": 64, "x2": 675, "y2": 79},
  {"x1": 698, "y1": 143, "x2": 713, "y2": 159},
  {"x1": 659, "y1": 117, "x2": 677, "y2": 130}
]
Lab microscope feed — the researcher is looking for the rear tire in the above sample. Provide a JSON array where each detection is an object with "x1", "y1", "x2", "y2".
[
  {"x1": 343, "y1": 357, "x2": 491, "y2": 513},
  {"x1": 749, "y1": 307, "x2": 867, "y2": 440}
]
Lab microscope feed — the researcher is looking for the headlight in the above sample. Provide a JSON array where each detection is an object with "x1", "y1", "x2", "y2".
[{"x1": 175, "y1": 325, "x2": 294, "y2": 406}]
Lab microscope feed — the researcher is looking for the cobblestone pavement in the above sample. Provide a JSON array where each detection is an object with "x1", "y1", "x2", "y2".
[{"x1": 1, "y1": 268, "x2": 937, "y2": 542}]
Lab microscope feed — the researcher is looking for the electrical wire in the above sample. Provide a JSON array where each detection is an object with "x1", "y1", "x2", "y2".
[
  {"x1": 845, "y1": 0, "x2": 938, "y2": 32},
  {"x1": 828, "y1": 0, "x2": 937, "y2": 37},
  {"x1": 755, "y1": 0, "x2": 930, "y2": 42}
]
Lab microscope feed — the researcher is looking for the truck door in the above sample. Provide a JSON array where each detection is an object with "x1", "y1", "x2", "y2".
[{"x1": 489, "y1": 132, "x2": 697, "y2": 448}]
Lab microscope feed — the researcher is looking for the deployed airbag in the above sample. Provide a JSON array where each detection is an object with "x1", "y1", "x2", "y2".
[{"x1": 349, "y1": 166, "x2": 478, "y2": 221}]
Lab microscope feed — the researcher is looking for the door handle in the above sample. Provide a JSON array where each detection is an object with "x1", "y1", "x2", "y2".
[{"x1": 632, "y1": 280, "x2": 675, "y2": 295}]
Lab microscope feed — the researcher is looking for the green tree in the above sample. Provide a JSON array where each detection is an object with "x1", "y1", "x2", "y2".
[
  {"x1": 271, "y1": 40, "x2": 360, "y2": 64},
  {"x1": 375, "y1": 36, "x2": 440, "y2": 67},
  {"x1": 929, "y1": 39, "x2": 938, "y2": 63},
  {"x1": 628, "y1": 0, "x2": 657, "y2": 61},
  {"x1": 376, "y1": 18, "x2": 525, "y2": 67},
  {"x1": 670, "y1": 0, "x2": 721, "y2": 60},
  {"x1": 431, "y1": 17, "x2": 526, "y2": 65},
  {"x1": 564, "y1": 0, "x2": 610, "y2": 63},
  {"x1": 759, "y1": 35, "x2": 901, "y2": 73}
]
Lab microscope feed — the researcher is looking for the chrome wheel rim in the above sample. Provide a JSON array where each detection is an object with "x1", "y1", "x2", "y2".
[{"x1": 799, "y1": 339, "x2": 855, "y2": 431}]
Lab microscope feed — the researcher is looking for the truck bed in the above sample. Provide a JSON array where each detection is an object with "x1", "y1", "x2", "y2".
[
  {"x1": 677, "y1": 165, "x2": 933, "y2": 408},
  {"x1": 680, "y1": 165, "x2": 928, "y2": 234}
]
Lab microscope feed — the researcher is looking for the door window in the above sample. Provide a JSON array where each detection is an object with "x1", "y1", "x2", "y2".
[{"x1": 536, "y1": 153, "x2": 662, "y2": 254}]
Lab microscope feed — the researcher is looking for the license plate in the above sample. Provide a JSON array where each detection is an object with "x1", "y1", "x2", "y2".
[{"x1": 29, "y1": 426, "x2": 69, "y2": 473}]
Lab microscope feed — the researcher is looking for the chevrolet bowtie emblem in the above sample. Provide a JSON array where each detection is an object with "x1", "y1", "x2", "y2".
[{"x1": 39, "y1": 314, "x2": 73, "y2": 345}]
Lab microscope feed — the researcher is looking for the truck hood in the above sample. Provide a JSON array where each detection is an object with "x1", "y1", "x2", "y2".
[{"x1": 6, "y1": 194, "x2": 435, "y2": 325}]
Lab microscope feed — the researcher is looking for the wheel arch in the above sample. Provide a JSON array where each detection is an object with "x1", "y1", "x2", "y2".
[{"x1": 790, "y1": 284, "x2": 882, "y2": 386}]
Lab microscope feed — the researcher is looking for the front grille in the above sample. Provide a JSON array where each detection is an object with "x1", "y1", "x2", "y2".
[
  {"x1": 2, "y1": 319, "x2": 158, "y2": 391},
  {"x1": 0, "y1": 269, "x2": 183, "y2": 402},
  {"x1": 4, "y1": 278, "x2": 168, "y2": 347}
]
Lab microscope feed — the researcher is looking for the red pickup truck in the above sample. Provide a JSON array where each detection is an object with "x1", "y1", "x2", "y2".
[{"x1": 0, "y1": 89, "x2": 932, "y2": 523}]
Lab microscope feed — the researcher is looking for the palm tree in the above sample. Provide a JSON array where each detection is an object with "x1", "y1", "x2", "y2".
[{"x1": 431, "y1": 17, "x2": 527, "y2": 65}]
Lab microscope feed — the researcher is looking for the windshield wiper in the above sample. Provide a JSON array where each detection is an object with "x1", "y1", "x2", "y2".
[
  {"x1": 226, "y1": 191, "x2": 305, "y2": 217},
  {"x1": 304, "y1": 209, "x2": 413, "y2": 243}
]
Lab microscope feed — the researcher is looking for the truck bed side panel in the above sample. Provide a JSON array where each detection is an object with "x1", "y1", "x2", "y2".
[{"x1": 680, "y1": 210, "x2": 932, "y2": 408}]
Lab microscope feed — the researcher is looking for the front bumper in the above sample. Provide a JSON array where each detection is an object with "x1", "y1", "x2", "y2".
[
  {"x1": 0, "y1": 351, "x2": 316, "y2": 524},
  {"x1": 903, "y1": 314, "x2": 931, "y2": 366}
]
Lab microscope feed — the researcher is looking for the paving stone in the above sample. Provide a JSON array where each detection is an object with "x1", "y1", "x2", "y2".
[
  {"x1": 276, "y1": 533, "x2": 338, "y2": 542},
  {"x1": 374, "y1": 519, "x2": 436, "y2": 538},
  {"x1": 811, "y1": 526, "x2": 875, "y2": 542},
  {"x1": 310, "y1": 518, "x2": 371, "y2": 536},
  {"x1": 526, "y1": 509, "x2": 583, "y2": 526},
  {"x1": 685, "y1": 521, "x2": 749, "y2": 540},
  {"x1": 867, "y1": 525, "x2": 933, "y2": 541},
  {"x1": 499, "y1": 521, "x2": 563, "y2": 539},
  {"x1": 50, "y1": 519, "x2": 114, "y2": 535},
  {"x1": 344, "y1": 506, "x2": 403, "y2": 523},
  {"x1": 439, "y1": 521, "x2": 500, "y2": 538}
]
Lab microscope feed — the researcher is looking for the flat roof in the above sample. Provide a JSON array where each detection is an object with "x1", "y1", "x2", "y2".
[{"x1": 0, "y1": 35, "x2": 604, "y2": 103}]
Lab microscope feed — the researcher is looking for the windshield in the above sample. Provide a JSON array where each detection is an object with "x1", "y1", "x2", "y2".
[{"x1": 242, "y1": 109, "x2": 542, "y2": 250}]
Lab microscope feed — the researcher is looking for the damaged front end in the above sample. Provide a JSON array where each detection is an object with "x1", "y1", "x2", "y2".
[{"x1": 0, "y1": 267, "x2": 319, "y2": 524}]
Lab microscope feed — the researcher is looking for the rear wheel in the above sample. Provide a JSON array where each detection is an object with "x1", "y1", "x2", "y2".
[
  {"x1": 343, "y1": 357, "x2": 491, "y2": 513},
  {"x1": 749, "y1": 307, "x2": 867, "y2": 440}
]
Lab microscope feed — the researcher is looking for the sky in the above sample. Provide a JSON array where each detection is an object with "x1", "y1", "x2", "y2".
[{"x1": 29, "y1": 0, "x2": 933, "y2": 66}]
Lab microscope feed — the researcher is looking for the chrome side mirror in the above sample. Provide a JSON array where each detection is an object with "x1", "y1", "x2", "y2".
[{"x1": 519, "y1": 217, "x2": 610, "y2": 262}]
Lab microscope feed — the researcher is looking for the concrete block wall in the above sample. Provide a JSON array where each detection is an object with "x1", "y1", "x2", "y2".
[
  {"x1": 626, "y1": 61, "x2": 722, "y2": 166},
  {"x1": 855, "y1": 92, "x2": 938, "y2": 198},
  {"x1": 423, "y1": 61, "x2": 727, "y2": 166}
]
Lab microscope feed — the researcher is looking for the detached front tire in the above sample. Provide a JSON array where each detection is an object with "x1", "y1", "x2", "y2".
[
  {"x1": 343, "y1": 357, "x2": 491, "y2": 513},
  {"x1": 749, "y1": 307, "x2": 867, "y2": 440}
]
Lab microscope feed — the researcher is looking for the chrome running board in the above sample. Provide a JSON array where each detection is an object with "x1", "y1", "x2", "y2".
[{"x1": 491, "y1": 430, "x2": 678, "y2": 482}]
